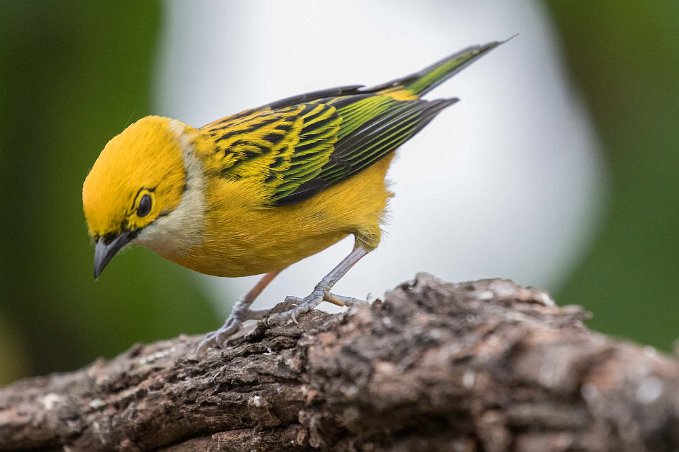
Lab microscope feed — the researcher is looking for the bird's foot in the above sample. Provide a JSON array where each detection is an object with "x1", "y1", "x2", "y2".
[
  {"x1": 196, "y1": 290, "x2": 369, "y2": 357},
  {"x1": 266, "y1": 290, "x2": 368, "y2": 326},
  {"x1": 195, "y1": 302, "x2": 268, "y2": 357},
  {"x1": 267, "y1": 290, "x2": 325, "y2": 326}
]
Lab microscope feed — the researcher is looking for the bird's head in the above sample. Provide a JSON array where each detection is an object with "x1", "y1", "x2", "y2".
[{"x1": 83, "y1": 116, "x2": 193, "y2": 278}]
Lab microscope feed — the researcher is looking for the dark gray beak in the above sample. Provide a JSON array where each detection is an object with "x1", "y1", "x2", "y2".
[{"x1": 94, "y1": 231, "x2": 134, "y2": 279}]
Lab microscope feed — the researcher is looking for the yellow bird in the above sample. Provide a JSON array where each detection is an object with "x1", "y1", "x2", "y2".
[{"x1": 82, "y1": 42, "x2": 500, "y2": 353}]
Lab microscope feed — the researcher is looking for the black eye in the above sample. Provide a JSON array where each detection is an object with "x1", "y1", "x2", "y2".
[{"x1": 137, "y1": 194, "x2": 152, "y2": 217}]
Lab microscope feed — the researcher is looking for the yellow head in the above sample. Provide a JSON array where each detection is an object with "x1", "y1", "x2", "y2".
[{"x1": 83, "y1": 116, "x2": 195, "y2": 278}]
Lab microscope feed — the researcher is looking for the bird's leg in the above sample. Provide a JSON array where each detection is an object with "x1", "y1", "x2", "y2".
[
  {"x1": 197, "y1": 269, "x2": 283, "y2": 355},
  {"x1": 268, "y1": 245, "x2": 370, "y2": 325}
]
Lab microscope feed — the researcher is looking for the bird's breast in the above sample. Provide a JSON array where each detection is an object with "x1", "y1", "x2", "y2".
[{"x1": 144, "y1": 154, "x2": 395, "y2": 277}]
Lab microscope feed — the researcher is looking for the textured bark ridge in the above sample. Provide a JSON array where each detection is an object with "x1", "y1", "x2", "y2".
[{"x1": 1, "y1": 273, "x2": 679, "y2": 451}]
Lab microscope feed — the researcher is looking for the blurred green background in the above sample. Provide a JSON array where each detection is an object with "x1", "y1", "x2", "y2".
[
  {"x1": 1, "y1": 1, "x2": 679, "y2": 384},
  {"x1": 546, "y1": 1, "x2": 679, "y2": 354},
  {"x1": 0, "y1": 1, "x2": 216, "y2": 382}
]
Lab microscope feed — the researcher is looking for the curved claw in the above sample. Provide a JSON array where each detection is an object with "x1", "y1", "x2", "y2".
[
  {"x1": 266, "y1": 291, "x2": 324, "y2": 326},
  {"x1": 195, "y1": 308, "x2": 258, "y2": 357},
  {"x1": 195, "y1": 333, "x2": 218, "y2": 359},
  {"x1": 267, "y1": 296, "x2": 300, "y2": 326},
  {"x1": 195, "y1": 318, "x2": 241, "y2": 357},
  {"x1": 214, "y1": 318, "x2": 242, "y2": 345}
]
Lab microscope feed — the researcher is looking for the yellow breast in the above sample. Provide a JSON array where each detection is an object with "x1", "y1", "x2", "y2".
[{"x1": 149, "y1": 153, "x2": 395, "y2": 277}]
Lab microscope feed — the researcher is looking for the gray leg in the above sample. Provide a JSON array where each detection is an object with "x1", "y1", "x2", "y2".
[
  {"x1": 196, "y1": 269, "x2": 282, "y2": 355},
  {"x1": 267, "y1": 245, "x2": 370, "y2": 325}
]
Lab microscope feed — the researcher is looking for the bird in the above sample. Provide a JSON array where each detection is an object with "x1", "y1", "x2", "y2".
[{"x1": 82, "y1": 41, "x2": 501, "y2": 354}]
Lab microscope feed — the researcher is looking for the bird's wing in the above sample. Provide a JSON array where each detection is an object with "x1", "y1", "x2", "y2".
[
  {"x1": 201, "y1": 101, "x2": 341, "y2": 202},
  {"x1": 201, "y1": 93, "x2": 454, "y2": 206},
  {"x1": 274, "y1": 95, "x2": 457, "y2": 205},
  {"x1": 200, "y1": 42, "x2": 501, "y2": 205}
]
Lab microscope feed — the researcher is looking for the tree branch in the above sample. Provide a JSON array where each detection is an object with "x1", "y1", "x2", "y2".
[{"x1": 1, "y1": 273, "x2": 678, "y2": 451}]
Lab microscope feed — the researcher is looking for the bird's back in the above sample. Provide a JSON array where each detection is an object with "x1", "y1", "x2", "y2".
[
  {"x1": 196, "y1": 42, "x2": 500, "y2": 207},
  {"x1": 153, "y1": 42, "x2": 501, "y2": 276}
]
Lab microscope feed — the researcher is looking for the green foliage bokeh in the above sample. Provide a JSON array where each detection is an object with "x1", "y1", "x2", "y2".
[
  {"x1": 548, "y1": 1, "x2": 679, "y2": 350},
  {"x1": 0, "y1": 0, "x2": 216, "y2": 382}
]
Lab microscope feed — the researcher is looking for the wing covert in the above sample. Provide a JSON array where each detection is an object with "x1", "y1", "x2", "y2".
[
  {"x1": 272, "y1": 96, "x2": 458, "y2": 205},
  {"x1": 202, "y1": 103, "x2": 342, "y2": 203},
  {"x1": 201, "y1": 89, "x2": 458, "y2": 207}
]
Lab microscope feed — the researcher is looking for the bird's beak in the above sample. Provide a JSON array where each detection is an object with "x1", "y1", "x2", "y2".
[{"x1": 94, "y1": 231, "x2": 134, "y2": 279}]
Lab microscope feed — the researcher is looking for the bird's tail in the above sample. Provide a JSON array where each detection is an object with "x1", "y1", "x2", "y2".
[{"x1": 368, "y1": 41, "x2": 503, "y2": 99}]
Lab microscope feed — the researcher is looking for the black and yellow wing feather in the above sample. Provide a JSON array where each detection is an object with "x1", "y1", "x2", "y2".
[{"x1": 201, "y1": 42, "x2": 499, "y2": 206}]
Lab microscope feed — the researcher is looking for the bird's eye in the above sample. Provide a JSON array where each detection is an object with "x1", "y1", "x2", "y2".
[{"x1": 137, "y1": 194, "x2": 152, "y2": 217}]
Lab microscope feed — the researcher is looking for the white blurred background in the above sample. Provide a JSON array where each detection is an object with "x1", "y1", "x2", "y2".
[{"x1": 155, "y1": 0, "x2": 606, "y2": 315}]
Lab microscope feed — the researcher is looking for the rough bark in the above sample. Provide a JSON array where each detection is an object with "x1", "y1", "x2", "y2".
[{"x1": 1, "y1": 273, "x2": 679, "y2": 451}]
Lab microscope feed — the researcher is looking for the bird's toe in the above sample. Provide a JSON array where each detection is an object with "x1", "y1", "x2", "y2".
[
  {"x1": 195, "y1": 333, "x2": 218, "y2": 358},
  {"x1": 266, "y1": 292, "x2": 323, "y2": 326}
]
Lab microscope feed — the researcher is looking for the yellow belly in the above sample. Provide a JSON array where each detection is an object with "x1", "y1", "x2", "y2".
[{"x1": 159, "y1": 154, "x2": 394, "y2": 277}]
